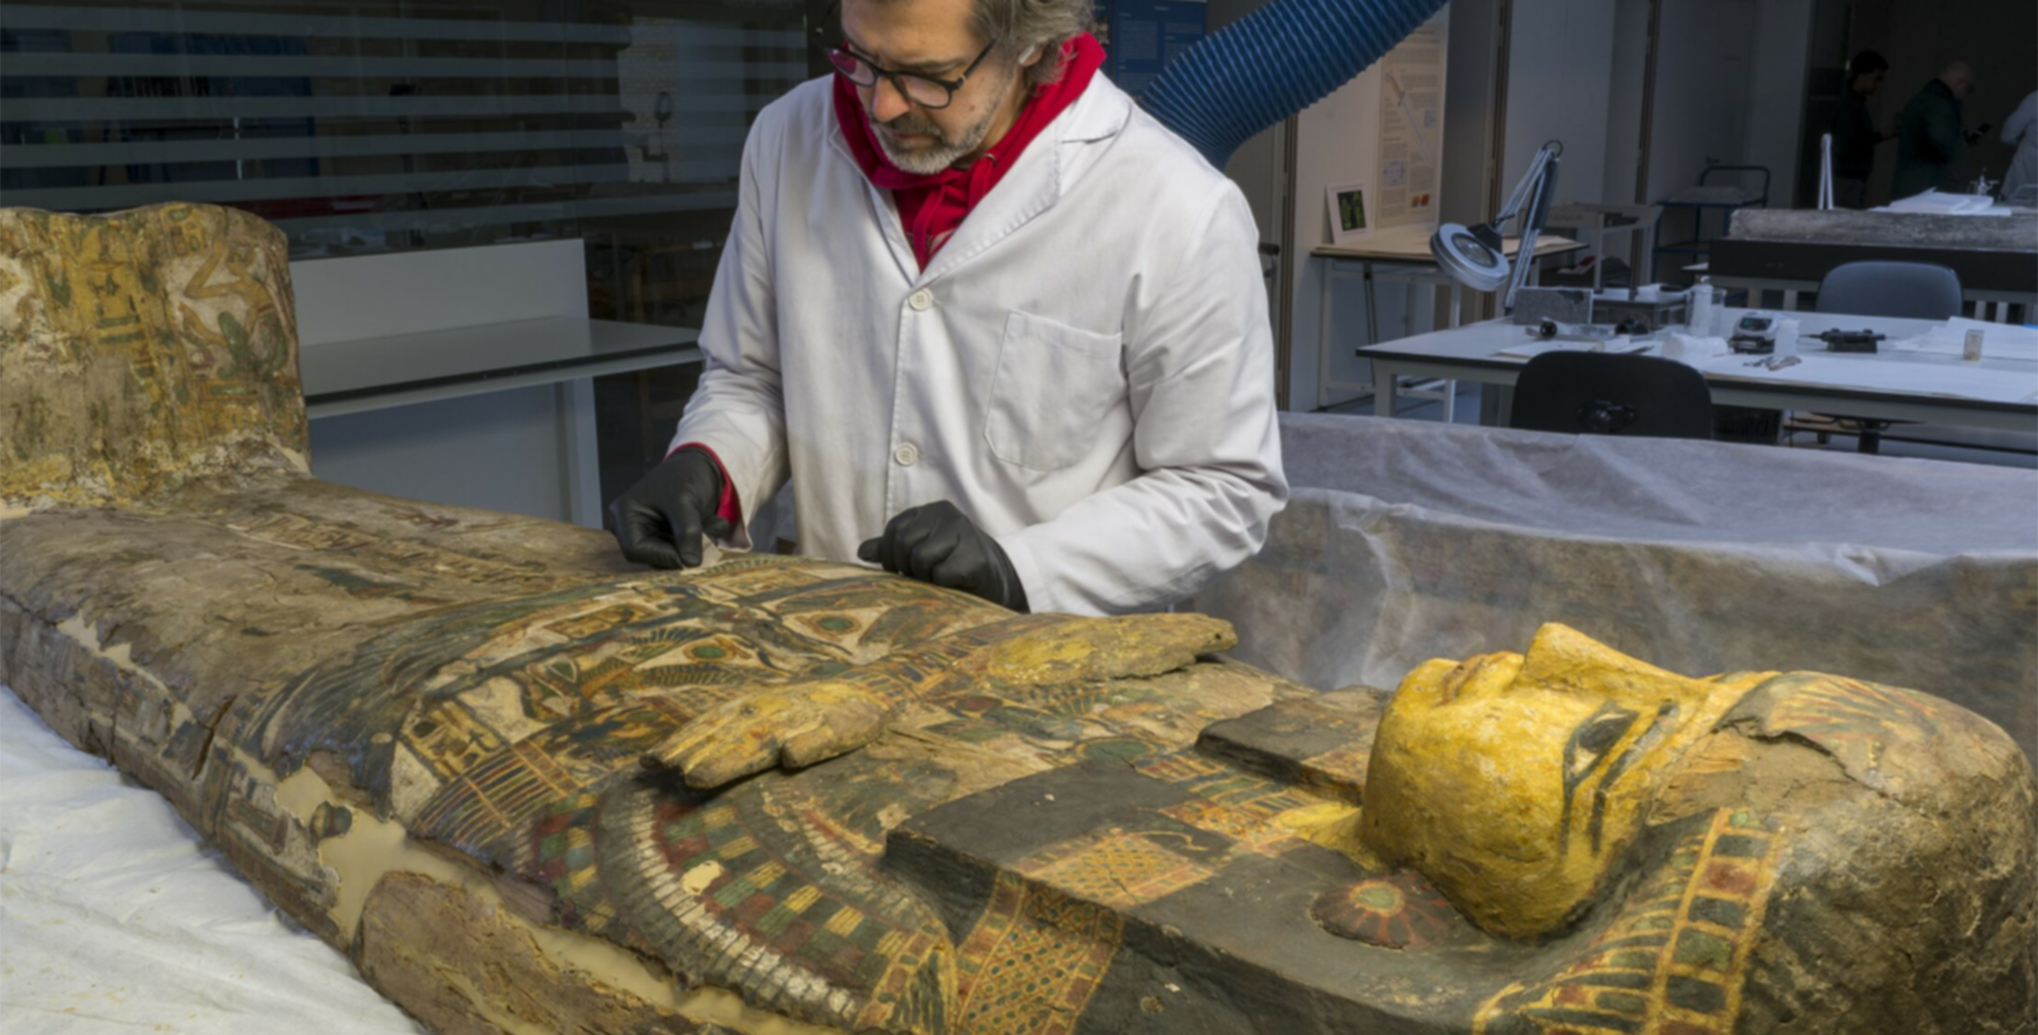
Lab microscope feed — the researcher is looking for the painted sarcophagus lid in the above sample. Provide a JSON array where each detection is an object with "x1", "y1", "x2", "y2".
[{"x1": 2, "y1": 205, "x2": 2032, "y2": 1035}]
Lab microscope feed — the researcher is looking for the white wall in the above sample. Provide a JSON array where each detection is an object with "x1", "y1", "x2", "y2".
[
  {"x1": 1602, "y1": 0, "x2": 1652, "y2": 203},
  {"x1": 1285, "y1": 10, "x2": 1449, "y2": 409},
  {"x1": 1501, "y1": 0, "x2": 1618, "y2": 206},
  {"x1": 1288, "y1": 69, "x2": 1385, "y2": 409},
  {"x1": 1743, "y1": 0, "x2": 1813, "y2": 200},
  {"x1": 1600, "y1": 0, "x2": 1812, "y2": 209},
  {"x1": 1648, "y1": 0, "x2": 1757, "y2": 198}
]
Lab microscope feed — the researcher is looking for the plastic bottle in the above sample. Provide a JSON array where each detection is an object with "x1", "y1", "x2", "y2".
[
  {"x1": 1775, "y1": 319, "x2": 1799, "y2": 359},
  {"x1": 1687, "y1": 278, "x2": 1714, "y2": 337}
]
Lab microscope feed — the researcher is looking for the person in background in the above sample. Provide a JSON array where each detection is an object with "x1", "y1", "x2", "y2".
[
  {"x1": 1828, "y1": 51, "x2": 1892, "y2": 209},
  {"x1": 2001, "y1": 90, "x2": 2037, "y2": 203},
  {"x1": 1893, "y1": 61, "x2": 1980, "y2": 199}
]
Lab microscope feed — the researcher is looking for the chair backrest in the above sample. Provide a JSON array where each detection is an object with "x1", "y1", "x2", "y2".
[
  {"x1": 1697, "y1": 164, "x2": 1771, "y2": 205},
  {"x1": 1816, "y1": 261, "x2": 1963, "y2": 319},
  {"x1": 1510, "y1": 351, "x2": 1715, "y2": 440}
]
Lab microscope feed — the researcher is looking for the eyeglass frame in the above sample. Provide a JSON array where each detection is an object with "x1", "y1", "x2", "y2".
[{"x1": 820, "y1": 11, "x2": 1002, "y2": 111}]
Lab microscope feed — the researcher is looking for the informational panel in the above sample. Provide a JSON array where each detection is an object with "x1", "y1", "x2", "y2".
[
  {"x1": 1096, "y1": 0, "x2": 1207, "y2": 98},
  {"x1": 1373, "y1": 19, "x2": 1446, "y2": 229}
]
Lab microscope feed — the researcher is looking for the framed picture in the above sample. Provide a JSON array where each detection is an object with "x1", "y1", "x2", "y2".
[{"x1": 1326, "y1": 181, "x2": 1370, "y2": 245}]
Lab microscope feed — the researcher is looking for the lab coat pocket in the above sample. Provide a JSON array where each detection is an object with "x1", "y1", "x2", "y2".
[{"x1": 985, "y1": 310, "x2": 1126, "y2": 471}]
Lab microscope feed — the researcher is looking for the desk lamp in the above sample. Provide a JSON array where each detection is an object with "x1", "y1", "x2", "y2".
[{"x1": 1430, "y1": 140, "x2": 1562, "y2": 312}]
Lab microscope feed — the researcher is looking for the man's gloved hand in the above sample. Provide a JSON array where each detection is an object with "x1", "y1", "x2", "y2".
[
  {"x1": 609, "y1": 447, "x2": 733, "y2": 569},
  {"x1": 857, "y1": 501, "x2": 1029, "y2": 612}
]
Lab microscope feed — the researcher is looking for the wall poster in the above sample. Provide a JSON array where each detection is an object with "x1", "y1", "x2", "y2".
[{"x1": 1374, "y1": 19, "x2": 1445, "y2": 230}]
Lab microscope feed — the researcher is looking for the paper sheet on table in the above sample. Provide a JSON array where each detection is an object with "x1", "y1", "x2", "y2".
[
  {"x1": 1885, "y1": 318, "x2": 2038, "y2": 362},
  {"x1": 1694, "y1": 351, "x2": 2038, "y2": 402},
  {"x1": 1876, "y1": 190, "x2": 2013, "y2": 216},
  {"x1": 0, "y1": 689, "x2": 425, "y2": 1035}
]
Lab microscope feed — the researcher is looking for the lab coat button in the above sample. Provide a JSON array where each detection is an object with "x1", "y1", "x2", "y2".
[
  {"x1": 908, "y1": 289, "x2": 933, "y2": 312},
  {"x1": 893, "y1": 443, "x2": 921, "y2": 466}
]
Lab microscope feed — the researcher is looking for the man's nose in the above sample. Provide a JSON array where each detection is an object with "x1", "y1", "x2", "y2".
[{"x1": 871, "y1": 76, "x2": 914, "y2": 123}]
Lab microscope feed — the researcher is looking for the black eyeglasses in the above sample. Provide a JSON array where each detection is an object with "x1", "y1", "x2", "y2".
[{"x1": 825, "y1": 36, "x2": 1000, "y2": 110}]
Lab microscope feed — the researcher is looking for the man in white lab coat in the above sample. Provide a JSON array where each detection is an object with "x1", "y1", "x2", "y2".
[{"x1": 610, "y1": 0, "x2": 1286, "y2": 616}]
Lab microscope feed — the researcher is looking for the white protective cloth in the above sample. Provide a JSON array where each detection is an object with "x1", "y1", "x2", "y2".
[
  {"x1": 672, "y1": 75, "x2": 1287, "y2": 616},
  {"x1": 1189, "y1": 414, "x2": 2038, "y2": 759},
  {"x1": 0, "y1": 690, "x2": 421, "y2": 1034},
  {"x1": 2002, "y1": 90, "x2": 2038, "y2": 201}
]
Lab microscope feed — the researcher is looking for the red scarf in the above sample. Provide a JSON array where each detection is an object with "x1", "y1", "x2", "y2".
[{"x1": 833, "y1": 33, "x2": 1104, "y2": 269}]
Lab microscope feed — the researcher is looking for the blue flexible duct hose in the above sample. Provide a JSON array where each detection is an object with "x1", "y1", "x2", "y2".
[{"x1": 1140, "y1": 0, "x2": 1452, "y2": 169}]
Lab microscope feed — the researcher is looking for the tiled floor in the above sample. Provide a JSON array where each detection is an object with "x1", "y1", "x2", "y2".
[
  {"x1": 1322, "y1": 379, "x2": 1485, "y2": 425},
  {"x1": 1320, "y1": 381, "x2": 2038, "y2": 470}
]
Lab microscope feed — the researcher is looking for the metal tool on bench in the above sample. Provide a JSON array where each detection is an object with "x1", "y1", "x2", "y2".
[
  {"x1": 1811, "y1": 328, "x2": 1887, "y2": 353},
  {"x1": 1526, "y1": 317, "x2": 1620, "y2": 344}
]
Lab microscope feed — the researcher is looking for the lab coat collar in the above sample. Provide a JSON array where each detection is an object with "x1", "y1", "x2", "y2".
[{"x1": 826, "y1": 72, "x2": 1134, "y2": 288}]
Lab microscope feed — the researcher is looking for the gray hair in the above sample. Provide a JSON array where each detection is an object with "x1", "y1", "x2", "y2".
[
  {"x1": 844, "y1": 0, "x2": 1093, "y2": 91},
  {"x1": 968, "y1": 0, "x2": 1096, "y2": 90}
]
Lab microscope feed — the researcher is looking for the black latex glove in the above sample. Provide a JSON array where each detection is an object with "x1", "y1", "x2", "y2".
[
  {"x1": 857, "y1": 501, "x2": 1029, "y2": 612},
  {"x1": 609, "y1": 447, "x2": 733, "y2": 569}
]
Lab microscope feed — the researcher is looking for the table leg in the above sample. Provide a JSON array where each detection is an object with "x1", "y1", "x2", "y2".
[
  {"x1": 1373, "y1": 362, "x2": 1399, "y2": 416},
  {"x1": 1585, "y1": 225, "x2": 1603, "y2": 292},
  {"x1": 1363, "y1": 263, "x2": 1381, "y2": 347},
  {"x1": 1317, "y1": 261, "x2": 1336, "y2": 408},
  {"x1": 1782, "y1": 288, "x2": 1799, "y2": 312},
  {"x1": 558, "y1": 378, "x2": 604, "y2": 529}
]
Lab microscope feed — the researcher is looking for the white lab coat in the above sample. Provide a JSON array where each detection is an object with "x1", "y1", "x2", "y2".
[
  {"x1": 671, "y1": 74, "x2": 1287, "y2": 615},
  {"x1": 2002, "y1": 91, "x2": 2038, "y2": 201}
]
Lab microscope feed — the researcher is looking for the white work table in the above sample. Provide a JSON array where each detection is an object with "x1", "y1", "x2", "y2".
[
  {"x1": 1312, "y1": 225, "x2": 1587, "y2": 410},
  {"x1": 300, "y1": 316, "x2": 699, "y2": 420},
  {"x1": 1359, "y1": 309, "x2": 2038, "y2": 432},
  {"x1": 291, "y1": 240, "x2": 703, "y2": 529}
]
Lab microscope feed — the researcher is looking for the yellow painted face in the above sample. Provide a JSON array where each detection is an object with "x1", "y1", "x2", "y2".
[{"x1": 1356, "y1": 624, "x2": 1758, "y2": 939}]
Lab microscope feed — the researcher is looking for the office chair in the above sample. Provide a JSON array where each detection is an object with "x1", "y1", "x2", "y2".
[
  {"x1": 1510, "y1": 351, "x2": 1715, "y2": 440},
  {"x1": 1805, "y1": 261, "x2": 1964, "y2": 452},
  {"x1": 1816, "y1": 261, "x2": 1963, "y2": 320}
]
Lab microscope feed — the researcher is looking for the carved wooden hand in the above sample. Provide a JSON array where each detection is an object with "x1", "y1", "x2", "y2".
[{"x1": 643, "y1": 680, "x2": 893, "y2": 788}]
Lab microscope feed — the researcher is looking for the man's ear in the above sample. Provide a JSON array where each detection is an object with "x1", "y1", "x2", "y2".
[{"x1": 1020, "y1": 43, "x2": 1045, "y2": 68}]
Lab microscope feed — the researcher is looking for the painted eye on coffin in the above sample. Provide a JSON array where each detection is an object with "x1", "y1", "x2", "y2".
[{"x1": 1566, "y1": 706, "x2": 1639, "y2": 781}]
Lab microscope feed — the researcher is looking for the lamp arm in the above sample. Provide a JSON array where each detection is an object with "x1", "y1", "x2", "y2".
[
  {"x1": 1494, "y1": 141, "x2": 1563, "y2": 231},
  {"x1": 1501, "y1": 149, "x2": 1561, "y2": 311}
]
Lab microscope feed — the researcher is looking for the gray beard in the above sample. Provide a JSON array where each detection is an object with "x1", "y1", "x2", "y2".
[
  {"x1": 874, "y1": 109, "x2": 997, "y2": 174},
  {"x1": 872, "y1": 66, "x2": 1016, "y2": 174}
]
